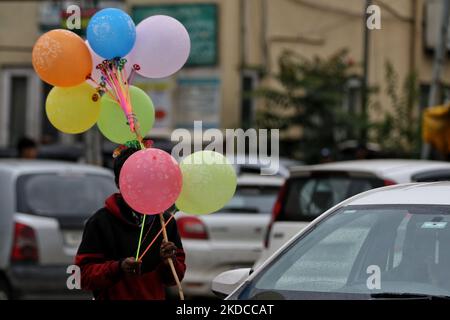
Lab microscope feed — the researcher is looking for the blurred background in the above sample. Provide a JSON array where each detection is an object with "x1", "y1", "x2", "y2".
[
  {"x1": 1, "y1": 0, "x2": 450, "y2": 300},
  {"x1": 1, "y1": 0, "x2": 450, "y2": 164}
]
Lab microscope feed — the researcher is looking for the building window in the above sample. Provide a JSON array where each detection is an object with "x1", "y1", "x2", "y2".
[
  {"x1": 40, "y1": 82, "x2": 58, "y2": 144},
  {"x1": 9, "y1": 76, "x2": 28, "y2": 147},
  {"x1": 343, "y1": 77, "x2": 362, "y2": 115},
  {"x1": 241, "y1": 70, "x2": 259, "y2": 129},
  {"x1": 1, "y1": 68, "x2": 42, "y2": 148}
]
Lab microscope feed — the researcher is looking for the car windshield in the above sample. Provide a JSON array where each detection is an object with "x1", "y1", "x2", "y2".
[
  {"x1": 239, "y1": 205, "x2": 450, "y2": 299},
  {"x1": 218, "y1": 185, "x2": 280, "y2": 214},
  {"x1": 17, "y1": 172, "x2": 117, "y2": 217},
  {"x1": 279, "y1": 175, "x2": 384, "y2": 222}
]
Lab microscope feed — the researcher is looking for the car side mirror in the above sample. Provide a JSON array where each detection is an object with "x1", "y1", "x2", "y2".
[{"x1": 212, "y1": 268, "x2": 251, "y2": 299}]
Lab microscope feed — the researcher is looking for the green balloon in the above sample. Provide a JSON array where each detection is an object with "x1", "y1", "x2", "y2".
[
  {"x1": 176, "y1": 151, "x2": 237, "y2": 215},
  {"x1": 97, "y1": 86, "x2": 155, "y2": 144}
]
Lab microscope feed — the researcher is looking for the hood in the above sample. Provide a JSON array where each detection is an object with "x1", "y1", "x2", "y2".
[
  {"x1": 105, "y1": 193, "x2": 155, "y2": 227},
  {"x1": 105, "y1": 193, "x2": 139, "y2": 226}
]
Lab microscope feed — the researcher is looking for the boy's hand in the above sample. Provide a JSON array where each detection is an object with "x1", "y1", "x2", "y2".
[
  {"x1": 160, "y1": 241, "x2": 177, "y2": 264},
  {"x1": 120, "y1": 257, "x2": 142, "y2": 275}
]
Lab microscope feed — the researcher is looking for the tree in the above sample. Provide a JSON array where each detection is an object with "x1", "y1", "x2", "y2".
[
  {"x1": 370, "y1": 61, "x2": 420, "y2": 157},
  {"x1": 255, "y1": 49, "x2": 356, "y2": 163},
  {"x1": 255, "y1": 51, "x2": 420, "y2": 163}
]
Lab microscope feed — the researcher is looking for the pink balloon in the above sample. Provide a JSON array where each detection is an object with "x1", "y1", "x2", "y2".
[
  {"x1": 128, "y1": 15, "x2": 190, "y2": 79},
  {"x1": 120, "y1": 148, "x2": 182, "y2": 214},
  {"x1": 85, "y1": 40, "x2": 133, "y2": 87}
]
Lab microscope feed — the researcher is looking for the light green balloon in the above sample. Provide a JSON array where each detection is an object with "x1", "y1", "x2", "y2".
[
  {"x1": 97, "y1": 86, "x2": 155, "y2": 144},
  {"x1": 176, "y1": 151, "x2": 237, "y2": 215}
]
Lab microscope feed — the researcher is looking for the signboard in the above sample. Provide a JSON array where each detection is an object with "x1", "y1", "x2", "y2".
[
  {"x1": 132, "y1": 4, "x2": 218, "y2": 67},
  {"x1": 175, "y1": 77, "x2": 220, "y2": 129},
  {"x1": 39, "y1": 0, "x2": 125, "y2": 35}
]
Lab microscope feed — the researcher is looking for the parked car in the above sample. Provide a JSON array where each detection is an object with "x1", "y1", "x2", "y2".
[
  {"x1": 175, "y1": 174, "x2": 284, "y2": 297},
  {"x1": 213, "y1": 182, "x2": 450, "y2": 299},
  {"x1": 0, "y1": 160, "x2": 117, "y2": 299},
  {"x1": 256, "y1": 159, "x2": 450, "y2": 268},
  {"x1": 230, "y1": 154, "x2": 302, "y2": 178}
]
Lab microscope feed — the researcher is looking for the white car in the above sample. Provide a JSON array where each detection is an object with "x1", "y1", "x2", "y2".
[
  {"x1": 0, "y1": 160, "x2": 116, "y2": 299},
  {"x1": 175, "y1": 174, "x2": 284, "y2": 297},
  {"x1": 214, "y1": 182, "x2": 450, "y2": 299},
  {"x1": 230, "y1": 154, "x2": 302, "y2": 177},
  {"x1": 256, "y1": 159, "x2": 450, "y2": 268}
]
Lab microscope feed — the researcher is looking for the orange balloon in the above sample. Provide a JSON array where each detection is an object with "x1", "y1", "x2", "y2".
[{"x1": 32, "y1": 29, "x2": 92, "y2": 87}]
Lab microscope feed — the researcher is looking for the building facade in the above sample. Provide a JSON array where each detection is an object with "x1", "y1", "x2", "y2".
[{"x1": 0, "y1": 0, "x2": 448, "y2": 150}]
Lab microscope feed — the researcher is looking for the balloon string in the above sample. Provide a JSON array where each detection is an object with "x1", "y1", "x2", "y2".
[
  {"x1": 135, "y1": 213, "x2": 147, "y2": 260},
  {"x1": 109, "y1": 62, "x2": 129, "y2": 112},
  {"x1": 133, "y1": 120, "x2": 146, "y2": 262},
  {"x1": 112, "y1": 74, "x2": 135, "y2": 132},
  {"x1": 101, "y1": 63, "x2": 122, "y2": 99},
  {"x1": 100, "y1": 70, "x2": 120, "y2": 102},
  {"x1": 86, "y1": 75, "x2": 100, "y2": 88},
  {"x1": 114, "y1": 66, "x2": 130, "y2": 113},
  {"x1": 104, "y1": 88, "x2": 118, "y2": 102},
  {"x1": 99, "y1": 61, "x2": 134, "y2": 132},
  {"x1": 138, "y1": 212, "x2": 175, "y2": 261},
  {"x1": 88, "y1": 74, "x2": 116, "y2": 102},
  {"x1": 120, "y1": 66, "x2": 131, "y2": 106},
  {"x1": 100, "y1": 67, "x2": 118, "y2": 95}
]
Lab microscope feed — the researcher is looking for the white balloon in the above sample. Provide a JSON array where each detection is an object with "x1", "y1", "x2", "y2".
[{"x1": 128, "y1": 15, "x2": 191, "y2": 79}]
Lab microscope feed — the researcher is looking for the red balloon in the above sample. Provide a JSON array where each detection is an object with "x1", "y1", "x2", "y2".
[{"x1": 119, "y1": 148, "x2": 182, "y2": 214}]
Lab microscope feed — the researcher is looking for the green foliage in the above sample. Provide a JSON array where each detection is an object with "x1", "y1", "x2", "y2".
[
  {"x1": 370, "y1": 61, "x2": 420, "y2": 157},
  {"x1": 255, "y1": 50, "x2": 420, "y2": 162},
  {"x1": 255, "y1": 49, "x2": 355, "y2": 163}
]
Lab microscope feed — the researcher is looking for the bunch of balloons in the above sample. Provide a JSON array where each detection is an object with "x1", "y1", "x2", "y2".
[
  {"x1": 32, "y1": 8, "x2": 191, "y2": 143},
  {"x1": 32, "y1": 7, "x2": 238, "y2": 215}
]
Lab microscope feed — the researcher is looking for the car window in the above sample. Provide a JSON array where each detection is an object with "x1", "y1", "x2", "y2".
[
  {"x1": 279, "y1": 175, "x2": 383, "y2": 222},
  {"x1": 17, "y1": 173, "x2": 117, "y2": 217},
  {"x1": 239, "y1": 205, "x2": 450, "y2": 299},
  {"x1": 412, "y1": 169, "x2": 450, "y2": 182},
  {"x1": 218, "y1": 185, "x2": 280, "y2": 214},
  {"x1": 258, "y1": 212, "x2": 377, "y2": 292}
]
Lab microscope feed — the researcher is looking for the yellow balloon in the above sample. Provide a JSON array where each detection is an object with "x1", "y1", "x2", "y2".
[{"x1": 46, "y1": 83, "x2": 101, "y2": 134}]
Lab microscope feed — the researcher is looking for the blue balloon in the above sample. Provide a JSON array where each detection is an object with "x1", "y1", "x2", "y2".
[{"x1": 87, "y1": 8, "x2": 136, "y2": 59}]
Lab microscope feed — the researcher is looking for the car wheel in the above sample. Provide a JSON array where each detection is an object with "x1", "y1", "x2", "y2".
[{"x1": 0, "y1": 279, "x2": 11, "y2": 300}]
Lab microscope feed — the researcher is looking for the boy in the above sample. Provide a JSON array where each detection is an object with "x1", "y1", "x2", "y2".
[{"x1": 75, "y1": 144, "x2": 186, "y2": 300}]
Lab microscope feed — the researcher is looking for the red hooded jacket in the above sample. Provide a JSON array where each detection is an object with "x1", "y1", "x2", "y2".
[{"x1": 75, "y1": 194, "x2": 186, "y2": 300}]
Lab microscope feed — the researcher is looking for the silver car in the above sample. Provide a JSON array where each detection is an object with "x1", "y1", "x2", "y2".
[
  {"x1": 0, "y1": 160, "x2": 117, "y2": 299},
  {"x1": 214, "y1": 182, "x2": 450, "y2": 299}
]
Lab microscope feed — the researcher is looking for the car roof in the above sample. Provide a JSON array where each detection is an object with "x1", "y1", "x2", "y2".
[
  {"x1": 229, "y1": 154, "x2": 301, "y2": 166},
  {"x1": 290, "y1": 159, "x2": 450, "y2": 178},
  {"x1": 237, "y1": 174, "x2": 284, "y2": 186},
  {"x1": 346, "y1": 182, "x2": 450, "y2": 206},
  {"x1": 0, "y1": 159, "x2": 113, "y2": 176}
]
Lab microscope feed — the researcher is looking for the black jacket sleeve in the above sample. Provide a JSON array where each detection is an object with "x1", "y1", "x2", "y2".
[{"x1": 75, "y1": 215, "x2": 122, "y2": 290}]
